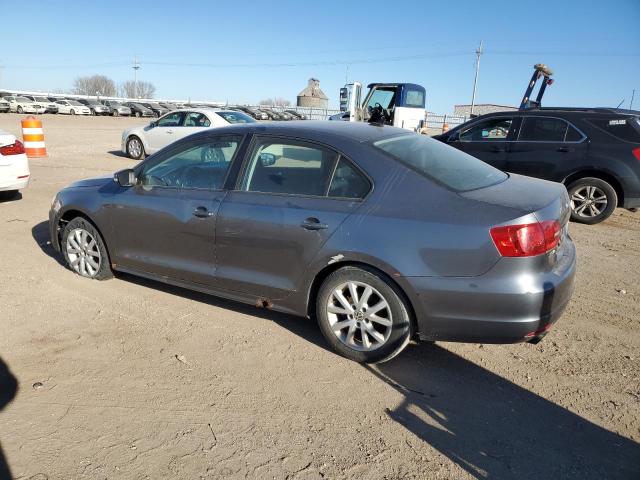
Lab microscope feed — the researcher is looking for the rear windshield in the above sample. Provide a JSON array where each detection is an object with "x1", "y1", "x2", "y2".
[
  {"x1": 585, "y1": 117, "x2": 640, "y2": 143},
  {"x1": 373, "y1": 133, "x2": 508, "y2": 192},
  {"x1": 217, "y1": 111, "x2": 256, "y2": 124},
  {"x1": 69, "y1": 100, "x2": 83, "y2": 106}
]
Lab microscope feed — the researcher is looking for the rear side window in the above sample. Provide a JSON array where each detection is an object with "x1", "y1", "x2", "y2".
[
  {"x1": 585, "y1": 117, "x2": 640, "y2": 143},
  {"x1": 373, "y1": 134, "x2": 507, "y2": 192},
  {"x1": 518, "y1": 117, "x2": 568, "y2": 141},
  {"x1": 328, "y1": 158, "x2": 370, "y2": 199},
  {"x1": 241, "y1": 139, "x2": 339, "y2": 196}
]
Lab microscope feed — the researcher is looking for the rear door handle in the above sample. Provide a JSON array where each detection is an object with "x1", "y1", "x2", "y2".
[
  {"x1": 557, "y1": 147, "x2": 573, "y2": 153},
  {"x1": 193, "y1": 206, "x2": 214, "y2": 218},
  {"x1": 301, "y1": 217, "x2": 328, "y2": 230}
]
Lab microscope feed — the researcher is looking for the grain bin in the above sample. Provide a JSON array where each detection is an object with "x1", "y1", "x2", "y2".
[{"x1": 297, "y1": 78, "x2": 328, "y2": 109}]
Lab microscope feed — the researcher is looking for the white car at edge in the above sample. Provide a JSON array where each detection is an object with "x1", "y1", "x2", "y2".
[
  {"x1": 55, "y1": 100, "x2": 91, "y2": 115},
  {"x1": 121, "y1": 108, "x2": 256, "y2": 159},
  {"x1": 4, "y1": 96, "x2": 46, "y2": 115},
  {"x1": 0, "y1": 129, "x2": 30, "y2": 198}
]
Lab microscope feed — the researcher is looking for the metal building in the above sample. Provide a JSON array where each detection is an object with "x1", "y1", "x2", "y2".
[
  {"x1": 454, "y1": 103, "x2": 517, "y2": 117},
  {"x1": 297, "y1": 78, "x2": 328, "y2": 109}
]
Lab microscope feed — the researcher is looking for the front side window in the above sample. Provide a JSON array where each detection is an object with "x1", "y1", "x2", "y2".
[
  {"x1": 460, "y1": 118, "x2": 513, "y2": 142},
  {"x1": 241, "y1": 138, "x2": 339, "y2": 196},
  {"x1": 140, "y1": 136, "x2": 241, "y2": 190},
  {"x1": 183, "y1": 112, "x2": 210, "y2": 127},
  {"x1": 157, "y1": 112, "x2": 185, "y2": 127},
  {"x1": 518, "y1": 117, "x2": 568, "y2": 142},
  {"x1": 373, "y1": 133, "x2": 508, "y2": 192}
]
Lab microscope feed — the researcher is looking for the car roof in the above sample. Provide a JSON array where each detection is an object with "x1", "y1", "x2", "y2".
[
  {"x1": 188, "y1": 120, "x2": 410, "y2": 144},
  {"x1": 482, "y1": 107, "x2": 639, "y2": 117}
]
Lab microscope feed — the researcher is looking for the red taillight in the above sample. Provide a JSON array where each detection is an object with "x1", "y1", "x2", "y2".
[
  {"x1": 0, "y1": 140, "x2": 25, "y2": 156},
  {"x1": 490, "y1": 220, "x2": 561, "y2": 257},
  {"x1": 632, "y1": 147, "x2": 640, "y2": 161}
]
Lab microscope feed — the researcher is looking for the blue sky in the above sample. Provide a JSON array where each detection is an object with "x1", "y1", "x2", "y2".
[{"x1": 1, "y1": 0, "x2": 638, "y2": 112}]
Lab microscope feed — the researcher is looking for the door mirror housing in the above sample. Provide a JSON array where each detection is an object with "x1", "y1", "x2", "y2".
[
  {"x1": 149, "y1": 120, "x2": 157, "y2": 128},
  {"x1": 258, "y1": 152, "x2": 277, "y2": 167},
  {"x1": 114, "y1": 169, "x2": 136, "y2": 187},
  {"x1": 448, "y1": 131, "x2": 460, "y2": 142}
]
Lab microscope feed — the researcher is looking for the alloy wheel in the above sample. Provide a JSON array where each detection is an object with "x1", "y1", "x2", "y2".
[
  {"x1": 66, "y1": 228, "x2": 102, "y2": 277},
  {"x1": 128, "y1": 138, "x2": 142, "y2": 158},
  {"x1": 570, "y1": 186, "x2": 607, "y2": 218},
  {"x1": 327, "y1": 281, "x2": 393, "y2": 351}
]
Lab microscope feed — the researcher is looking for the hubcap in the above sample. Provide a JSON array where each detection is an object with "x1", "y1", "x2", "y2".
[
  {"x1": 570, "y1": 186, "x2": 607, "y2": 217},
  {"x1": 66, "y1": 228, "x2": 101, "y2": 277},
  {"x1": 128, "y1": 138, "x2": 142, "y2": 158},
  {"x1": 327, "y1": 281, "x2": 392, "y2": 351}
]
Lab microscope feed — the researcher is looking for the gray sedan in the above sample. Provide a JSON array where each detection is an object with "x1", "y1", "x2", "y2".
[{"x1": 49, "y1": 122, "x2": 576, "y2": 363}]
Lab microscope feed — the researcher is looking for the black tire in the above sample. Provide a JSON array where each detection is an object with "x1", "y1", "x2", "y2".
[
  {"x1": 61, "y1": 217, "x2": 112, "y2": 280},
  {"x1": 113, "y1": 110, "x2": 119, "y2": 117},
  {"x1": 70, "y1": 109, "x2": 75, "y2": 115},
  {"x1": 126, "y1": 136, "x2": 145, "y2": 160},
  {"x1": 316, "y1": 266, "x2": 412, "y2": 363},
  {"x1": 17, "y1": 106, "x2": 23, "y2": 114},
  {"x1": 567, "y1": 177, "x2": 617, "y2": 225}
]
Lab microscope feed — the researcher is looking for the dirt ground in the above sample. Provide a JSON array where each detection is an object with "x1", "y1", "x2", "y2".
[{"x1": 0, "y1": 114, "x2": 638, "y2": 480}]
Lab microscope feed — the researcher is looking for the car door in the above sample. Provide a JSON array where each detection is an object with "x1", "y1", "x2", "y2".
[
  {"x1": 145, "y1": 111, "x2": 186, "y2": 153},
  {"x1": 505, "y1": 116, "x2": 588, "y2": 181},
  {"x1": 215, "y1": 136, "x2": 369, "y2": 300},
  {"x1": 447, "y1": 116, "x2": 515, "y2": 170},
  {"x1": 108, "y1": 134, "x2": 243, "y2": 287}
]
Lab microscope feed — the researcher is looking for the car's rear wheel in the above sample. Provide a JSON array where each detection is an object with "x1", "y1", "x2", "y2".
[
  {"x1": 567, "y1": 177, "x2": 617, "y2": 224},
  {"x1": 126, "y1": 136, "x2": 145, "y2": 160},
  {"x1": 70, "y1": 109, "x2": 75, "y2": 115},
  {"x1": 62, "y1": 217, "x2": 112, "y2": 280},
  {"x1": 135, "y1": 111, "x2": 141, "y2": 118},
  {"x1": 113, "y1": 110, "x2": 119, "y2": 117},
  {"x1": 17, "y1": 106, "x2": 23, "y2": 114},
  {"x1": 316, "y1": 266, "x2": 412, "y2": 363}
]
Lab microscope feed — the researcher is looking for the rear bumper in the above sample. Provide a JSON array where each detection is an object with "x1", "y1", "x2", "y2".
[
  {"x1": 0, "y1": 177, "x2": 29, "y2": 191},
  {"x1": 408, "y1": 238, "x2": 576, "y2": 344}
]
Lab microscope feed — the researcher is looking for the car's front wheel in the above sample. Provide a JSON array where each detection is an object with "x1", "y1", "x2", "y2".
[
  {"x1": 316, "y1": 266, "x2": 412, "y2": 363},
  {"x1": 62, "y1": 217, "x2": 112, "y2": 280},
  {"x1": 567, "y1": 177, "x2": 617, "y2": 224},
  {"x1": 17, "y1": 106, "x2": 23, "y2": 114},
  {"x1": 134, "y1": 111, "x2": 141, "y2": 118},
  {"x1": 70, "y1": 109, "x2": 75, "y2": 115},
  {"x1": 126, "y1": 136, "x2": 145, "y2": 160}
]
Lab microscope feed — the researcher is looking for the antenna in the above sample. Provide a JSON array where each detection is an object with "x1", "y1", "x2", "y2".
[
  {"x1": 470, "y1": 40, "x2": 483, "y2": 117},
  {"x1": 616, "y1": 98, "x2": 625, "y2": 109},
  {"x1": 630, "y1": 89, "x2": 636, "y2": 110},
  {"x1": 132, "y1": 56, "x2": 141, "y2": 98}
]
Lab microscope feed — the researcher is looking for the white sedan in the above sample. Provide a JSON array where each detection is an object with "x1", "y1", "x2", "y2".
[
  {"x1": 0, "y1": 129, "x2": 30, "y2": 198},
  {"x1": 4, "y1": 96, "x2": 46, "y2": 114},
  {"x1": 121, "y1": 108, "x2": 255, "y2": 159},
  {"x1": 55, "y1": 100, "x2": 91, "y2": 115}
]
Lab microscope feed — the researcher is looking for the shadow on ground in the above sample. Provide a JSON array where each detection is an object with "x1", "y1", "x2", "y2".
[
  {"x1": 32, "y1": 221, "x2": 65, "y2": 267},
  {"x1": 0, "y1": 191, "x2": 23, "y2": 203},
  {"x1": 29, "y1": 220, "x2": 640, "y2": 479},
  {"x1": 0, "y1": 357, "x2": 18, "y2": 480},
  {"x1": 107, "y1": 150, "x2": 130, "y2": 158}
]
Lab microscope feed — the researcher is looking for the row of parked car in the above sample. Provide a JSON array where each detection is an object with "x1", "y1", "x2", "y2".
[{"x1": 0, "y1": 94, "x2": 308, "y2": 121}]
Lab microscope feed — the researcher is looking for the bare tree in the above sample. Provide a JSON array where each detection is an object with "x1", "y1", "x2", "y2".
[
  {"x1": 73, "y1": 75, "x2": 116, "y2": 96},
  {"x1": 259, "y1": 97, "x2": 291, "y2": 107},
  {"x1": 119, "y1": 80, "x2": 156, "y2": 99}
]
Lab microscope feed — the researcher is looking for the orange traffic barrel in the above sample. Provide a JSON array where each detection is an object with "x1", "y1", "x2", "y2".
[
  {"x1": 21, "y1": 116, "x2": 47, "y2": 157},
  {"x1": 442, "y1": 123, "x2": 449, "y2": 133}
]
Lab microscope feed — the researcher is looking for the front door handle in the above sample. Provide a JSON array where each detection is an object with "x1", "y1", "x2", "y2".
[
  {"x1": 301, "y1": 217, "x2": 328, "y2": 230},
  {"x1": 193, "y1": 206, "x2": 213, "y2": 218},
  {"x1": 167, "y1": 130, "x2": 173, "y2": 134}
]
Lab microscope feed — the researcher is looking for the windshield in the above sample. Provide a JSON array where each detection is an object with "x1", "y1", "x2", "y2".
[
  {"x1": 217, "y1": 111, "x2": 256, "y2": 124},
  {"x1": 34, "y1": 97, "x2": 49, "y2": 102},
  {"x1": 373, "y1": 133, "x2": 508, "y2": 192},
  {"x1": 17, "y1": 97, "x2": 33, "y2": 103}
]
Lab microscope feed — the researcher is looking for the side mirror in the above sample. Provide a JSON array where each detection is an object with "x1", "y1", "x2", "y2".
[
  {"x1": 448, "y1": 131, "x2": 460, "y2": 142},
  {"x1": 258, "y1": 152, "x2": 276, "y2": 167},
  {"x1": 149, "y1": 121, "x2": 157, "y2": 128},
  {"x1": 114, "y1": 169, "x2": 136, "y2": 187}
]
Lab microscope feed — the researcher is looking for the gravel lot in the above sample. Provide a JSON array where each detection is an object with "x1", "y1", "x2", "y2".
[{"x1": 0, "y1": 114, "x2": 638, "y2": 479}]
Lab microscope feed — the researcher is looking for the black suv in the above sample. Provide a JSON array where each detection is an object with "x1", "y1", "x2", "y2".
[{"x1": 434, "y1": 108, "x2": 640, "y2": 224}]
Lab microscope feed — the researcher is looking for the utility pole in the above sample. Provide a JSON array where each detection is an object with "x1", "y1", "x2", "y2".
[
  {"x1": 470, "y1": 40, "x2": 483, "y2": 117},
  {"x1": 630, "y1": 89, "x2": 636, "y2": 110},
  {"x1": 345, "y1": 64, "x2": 349, "y2": 85},
  {"x1": 132, "y1": 56, "x2": 140, "y2": 99}
]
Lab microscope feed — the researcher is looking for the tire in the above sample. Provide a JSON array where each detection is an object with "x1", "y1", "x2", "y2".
[
  {"x1": 567, "y1": 177, "x2": 617, "y2": 225},
  {"x1": 113, "y1": 110, "x2": 119, "y2": 117},
  {"x1": 61, "y1": 217, "x2": 112, "y2": 280},
  {"x1": 17, "y1": 106, "x2": 23, "y2": 114},
  {"x1": 316, "y1": 266, "x2": 412, "y2": 363},
  {"x1": 135, "y1": 111, "x2": 141, "y2": 118},
  {"x1": 70, "y1": 109, "x2": 75, "y2": 115},
  {"x1": 126, "y1": 136, "x2": 145, "y2": 160}
]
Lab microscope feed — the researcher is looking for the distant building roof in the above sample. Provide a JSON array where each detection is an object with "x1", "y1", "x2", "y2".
[{"x1": 298, "y1": 78, "x2": 328, "y2": 100}]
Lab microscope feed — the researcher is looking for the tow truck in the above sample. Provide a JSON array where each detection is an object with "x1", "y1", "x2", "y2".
[
  {"x1": 338, "y1": 82, "x2": 426, "y2": 131},
  {"x1": 519, "y1": 63, "x2": 554, "y2": 109}
]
